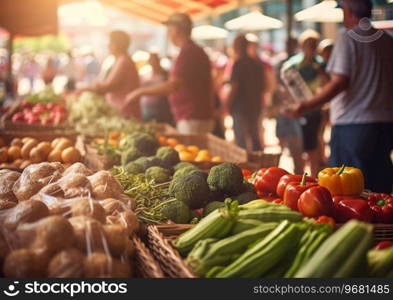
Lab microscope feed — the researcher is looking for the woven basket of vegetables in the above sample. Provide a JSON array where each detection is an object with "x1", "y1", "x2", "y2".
[
  {"x1": 372, "y1": 224, "x2": 393, "y2": 241},
  {"x1": 133, "y1": 236, "x2": 165, "y2": 278},
  {"x1": 147, "y1": 225, "x2": 196, "y2": 278}
]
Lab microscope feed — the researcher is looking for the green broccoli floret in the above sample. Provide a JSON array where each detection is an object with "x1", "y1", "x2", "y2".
[
  {"x1": 133, "y1": 156, "x2": 148, "y2": 167},
  {"x1": 173, "y1": 165, "x2": 200, "y2": 179},
  {"x1": 241, "y1": 181, "x2": 256, "y2": 193},
  {"x1": 145, "y1": 166, "x2": 171, "y2": 184},
  {"x1": 233, "y1": 192, "x2": 259, "y2": 204},
  {"x1": 122, "y1": 132, "x2": 158, "y2": 156},
  {"x1": 161, "y1": 200, "x2": 192, "y2": 224},
  {"x1": 124, "y1": 162, "x2": 144, "y2": 175},
  {"x1": 203, "y1": 201, "x2": 226, "y2": 217},
  {"x1": 156, "y1": 146, "x2": 180, "y2": 167},
  {"x1": 207, "y1": 163, "x2": 244, "y2": 196},
  {"x1": 143, "y1": 156, "x2": 164, "y2": 171},
  {"x1": 121, "y1": 146, "x2": 143, "y2": 165},
  {"x1": 207, "y1": 189, "x2": 226, "y2": 203},
  {"x1": 174, "y1": 162, "x2": 195, "y2": 172},
  {"x1": 170, "y1": 173, "x2": 210, "y2": 209}
]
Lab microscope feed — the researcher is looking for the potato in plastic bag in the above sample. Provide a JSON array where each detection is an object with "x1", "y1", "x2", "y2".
[
  {"x1": 48, "y1": 248, "x2": 85, "y2": 278},
  {"x1": 87, "y1": 171, "x2": 124, "y2": 200},
  {"x1": 0, "y1": 169, "x2": 20, "y2": 202}
]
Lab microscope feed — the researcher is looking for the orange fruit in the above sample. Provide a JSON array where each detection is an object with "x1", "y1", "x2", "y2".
[
  {"x1": 174, "y1": 144, "x2": 186, "y2": 152},
  {"x1": 212, "y1": 156, "x2": 224, "y2": 163},
  {"x1": 187, "y1": 145, "x2": 200, "y2": 154},
  {"x1": 179, "y1": 151, "x2": 194, "y2": 161},
  {"x1": 108, "y1": 139, "x2": 119, "y2": 147},
  {"x1": 158, "y1": 136, "x2": 167, "y2": 146},
  {"x1": 8, "y1": 146, "x2": 22, "y2": 161},
  {"x1": 166, "y1": 138, "x2": 179, "y2": 147},
  {"x1": 0, "y1": 147, "x2": 8, "y2": 163},
  {"x1": 108, "y1": 131, "x2": 121, "y2": 140},
  {"x1": 0, "y1": 137, "x2": 4, "y2": 148}
]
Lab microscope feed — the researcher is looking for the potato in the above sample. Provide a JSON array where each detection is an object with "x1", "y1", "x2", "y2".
[
  {"x1": 55, "y1": 138, "x2": 73, "y2": 151},
  {"x1": 0, "y1": 200, "x2": 17, "y2": 210},
  {"x1": 37, "y1": 142, "x2": 52, "y2": 157},
  {"x1": 0, "y1": 231, "x2": 10, "y2": 259},
  {"x1": 48, "y1": 149, "x2": 62, "y2": 162},
  {"x1": 29, "y1": 147, "x2": 47, "y2": 163},
  {"x1": 3, "y1": 249, "x2": 47, "y2": 278},
  {"x1": 69, "y1": 216, "x2": 105, "y2": 253},
  {"x1": 107, "y1": 211, "x2": 139, "y2": 236},
  {"x1": 10, "y1": 138, "x2": 23, "y2": 148},
  {"x1": 61, "y1": 147, "x2": 81, "y2": 164},
  {"x1": 88, "y1": 171, "x2": 124, "y2": 200},
  {"x1": 21, "y1": 139, "x2": 38, "y2": 159},
  {"x1": 100, "y1": 198, "x2": 127, "y2": 216},
  {"x1": 20, "y1": 160, "x2": 32, "y2": 169},
  {"x1": 71, "y1": 198, "x2": 106, "y2": 223},
  {"x1": 0, "y1": 169, "x2": 20, "y2": 202},
  {"x1": 63, "y1": 162, "x2": 93, "y2": 177},
  {"x1": 103, "y1": 225, "x2": 128, "y2": 257},
  {"x1": 2, "y1": 200, "x2": 49, "y2": 231},
  {"x1": 59, "y1": 173, "x2": 91, "y2": 198},
  {"x1": 48, "y1": 248, "x2": 85, "y2": 278},
  {"x1": 83, "y1": 252, "x2": 131, "y2": 278},
  {"x1": 51, "y1": 137, "x2": 62, "y2": 149},
  {"x1": 0, "y1": 147, "x2": 8, "y2": 163}
]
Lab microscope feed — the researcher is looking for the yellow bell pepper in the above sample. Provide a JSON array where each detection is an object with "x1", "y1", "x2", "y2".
[{"x1": 318, "y1": 165, "x2": 364, "y2": 196}]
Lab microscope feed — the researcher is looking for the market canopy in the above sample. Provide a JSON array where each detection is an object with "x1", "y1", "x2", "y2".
[
  {"x1": 62, "y1": 0, "x2": 266, "y2": 24},
  {"x1": 192, "y1": 25, "x2": 229, "y2": 40},
  {"x1": 0, "y1": 0, "x2": 58, "y2": 36},
  {"x1": 225, "y1": 11, "x2": 283, "y2": 31},
  {"x1": 295, "y1": 0, "x2": 343, "y2": 23}
]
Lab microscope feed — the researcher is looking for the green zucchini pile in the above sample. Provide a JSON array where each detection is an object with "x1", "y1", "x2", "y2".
[{"x1": 174, "y1": 199, "x2": 375, "y2": 278}]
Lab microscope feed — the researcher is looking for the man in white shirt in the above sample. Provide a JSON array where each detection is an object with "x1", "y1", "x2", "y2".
[{"x1": 288, "y1": 0, "x2": 393, "y2": 193}]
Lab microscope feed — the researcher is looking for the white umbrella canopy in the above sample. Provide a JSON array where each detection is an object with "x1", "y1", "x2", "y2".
[
  {"x1": 192, "y1": 25, "x2": 229, "y2": 40},
  {"x1": 225, "y1": 11, "x2": 283, "y2": 31},
  {"x1": 295, "y1": 0, "x2": 343, "y2": 23}
]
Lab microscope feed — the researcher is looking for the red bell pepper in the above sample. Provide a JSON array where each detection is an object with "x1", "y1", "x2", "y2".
[
  {"x1": 253, "y1": 167, "x2": 289, "y2": 195},
  {"x1": 298, "y1": 186, "x2": 334, "y2": 218},
  {"x1": 367, "y1": 193, "x2": 393, "y2": 224},
  {"x1": 241, "y1": 169, "x2": 252, "y2": 180},
  {"x1": 276, "y1": 174, "x2": 316, "y2": 198},
  {"x1": 315, "y1": 216, "x2": 336, "y2": 228},
  {"x1": 333, "y1": 196, "x2": 373, "y2": 223},
  {"x1": 374, "y1": 241, "x2": 393, "y2": 250},
  {"x1": 283, "y1": 173, "x2": 318, "y2": 211}
]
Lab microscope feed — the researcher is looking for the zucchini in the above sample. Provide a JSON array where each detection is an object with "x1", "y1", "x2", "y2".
[
  {"x1": 231, "y1": 219, "x2": 276, "y2": 235},
  {"x1": 368, "y1": 246, "x2": 393, "y2": 277},
  {"x1": 174, "y1": 200, "x2": 238, "y2": 255},
  {"x1": 187, "y1": 223, "x2": 277, "y2": 276},
  {"x1": 295, "y1": 220, "x2": 373, "y2": 278},
  {"x1": 238, "y1": 207, "x2": 303, "y2": 223},
  {"x1": 214, "y1": 221, "x2": 301, "y2": 278}
]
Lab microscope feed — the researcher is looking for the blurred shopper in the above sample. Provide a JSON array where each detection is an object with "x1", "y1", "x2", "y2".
[
  {"x1": 140, "y1": 53, "x2": 173, "y2": 124},
  {"x1": 282, "y1": 29, "x2": 328, "y2": 177},
  {"x1": 79, "y1": 31, "x2": 140, "y2": 119},
  {"x1": 274, "y1": 37, "x2": 304, "y2": 174},
  {"x1": 41, "y1": 57, "x2": 58, "y2": 85},
  {"x1": 21, "y1": 57, "x2": 40, "y2": 92},
  {"x1": 318, "y1": 39, "x2": 334, "y2": 65},
  {"x1": 126, "y1": 13, "x2": 214, "y2": 134},
  {"x1": 227, "y1": 35, "x2": 264, "y2": 152},
  {"x1": 287, "y1": 0, "x2": 393, "y2": 193},
  {"x1": 63, "y1": 51, "x2": 77, "y2": 92}
]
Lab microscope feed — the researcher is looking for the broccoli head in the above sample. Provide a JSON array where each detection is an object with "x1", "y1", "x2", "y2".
[
  {"x1": 174, "y1": 162, "x2": 195, "y2": 172},
  {"x1": 124, "y1": 162, "x2": 144, "y2": 175},
  {"x1": 207, "y1": 163, "x2": 244, "y2": 196},
  {"x1": 121, "y1": 146, "x2": 143, "y2": 166},
  {"x1": 145, "y1": 166, "x2": 171, "y2": 184},
  {"x1": 173, "y1": 165, "x2": 200, "y2": 179},
  {"x1": 233, "y1": 191, "x2": 259, "y2": 205},
  {"x1": 156, "y1": 146, "x2": 180, "y2": 167},
  {"x1": 161, "y1": 200, "x2": 192, "y2": 224},
  {"x1": 241, "y1": 181, "x2": 256, "y2": 194},
  {"x1": 207, "y1": 189, "x2": 226, "y2": 203},
  {"x1": 133, "y1": 156, "x2": 148, "y2": 167},
  {"x1": 143, "y1": 156, "x2": 164, "y2": 171},
  {"x1": 122, "y1": 132, "x2": 158, "y2": 156},
  {"x1": 170, "y1": 173, "x2": 210, "y2": 209}
]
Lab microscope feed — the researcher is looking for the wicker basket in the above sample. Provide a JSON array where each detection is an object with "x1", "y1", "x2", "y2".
[
  {"x1": 0, "y1": 130, "x2": 77, "y2": 144},
  {"x1": 133, "y1": 236, "x2": 165, "y2": 278},
  {"x1": 147, "y1": 225, "x2": 196, "y2": 278},
  {"x1": 372, "y1": 224, "x2": 393, "y2": 242}
]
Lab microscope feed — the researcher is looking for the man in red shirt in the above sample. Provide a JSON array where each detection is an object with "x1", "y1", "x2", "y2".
[{"x1": 126, "y1": 13, "x2": 214, "y2": 134}]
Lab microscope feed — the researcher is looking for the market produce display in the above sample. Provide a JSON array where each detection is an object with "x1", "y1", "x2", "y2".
[
  {"x1": 171, "y1": 199, "x2": 381, "y2": 278},
  {"x1": 0, "y1": 162, "x2": 138, "y2": 278},
  {"x1": 0, "y1": 136, "x2": 81, "y2": 169}
]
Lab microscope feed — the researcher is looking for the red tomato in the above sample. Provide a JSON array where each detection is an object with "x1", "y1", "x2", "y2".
[
  {"x1": 283, "y1": 180, "x2": 318, "y2": 211},
  {"x1": 254, "y1": 167, "x2": 289, "y2": 195},
  {"x1": 242, "y1": 169, "x2": 252, "y2": 179},
  {"x1": 12, "y1": 112, "x2": 24, "y2": 122},
  {"x1": 298, "y1": 186, "x2": 333, "y2": 218},
  {"x1": 374, "y1": 241, "x2": 393, "y2": 250},
  {"x1": 276, "y1": 174, "x2": 316, "y2": 198},
  {"x1": 315, "y1": 216, "x2": 336, "y2": 227},
  {"x1": 32, "y1": 103, "x2": 46, "y2": 114}
]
